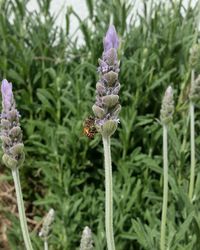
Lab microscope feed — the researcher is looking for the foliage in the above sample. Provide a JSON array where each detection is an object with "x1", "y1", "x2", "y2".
[{"x1": 0, "y1": 0, "x2": 200, "y2": 249}]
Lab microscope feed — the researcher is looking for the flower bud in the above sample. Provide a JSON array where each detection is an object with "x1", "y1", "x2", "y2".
[
  {"x1": 96, "y1": 82, "x2": 106, "y2": 95},
  {"x1": 189, "y1": 44, "x2": 200, "y2": 72},
  {"x1": 160, "y1": 86, "x2": 174, "y2": 125},
  {"x1": 92, "y1": 105, "x2": 105, "y2": 118},
  {"x1": 2, "y1": 153, "x2": 18, "y2": 169},
  {"x1": 80, "y1": 226, "x2": 93, "y2": 250},
  {"x1": 96, "y1": 119, "x2": 118, "y2": 137},
  {"x1": 189, "y1": 75, "x2": 200, "y2": 103},
  {"x1": 1, "y1": 135, "x2": 11, "y2": 147},
  {"x1": 1, "y1": 119, "x2": 10, "y2": 128},
  {"x1": 103, "y1": 71, "x2": 118, "y2": 86},
  {"x1": 10, "y1": 143, "x2": 24, "y2": 156},
  {"x1": 9, "y1": 126, "x2": 22, "y2": 138},
  {"x1": 102, "y1": 95, "x2": 119, "y2": 108},
  {"x1": 103, "y1": 48, "x2": 117, "y2": 66},
  {"x1": 1, "y1": 79, "x2": 24, "y2": 169},
  {"x1": 111, "y1": 104, "x2": 121, "y2": 117},
  {"x1": 39, "y1": 208, "x2": 55, "y2": 240}
]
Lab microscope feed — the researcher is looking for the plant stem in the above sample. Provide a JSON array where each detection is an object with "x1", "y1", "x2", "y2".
[
  {"x1": 12, "y1": 168, "x2": 33, "y2": 250},
  {"x1": 44, "y1": 240, "x2": 48, "y2": 250},
  {"x1": 160, "y1": 125, "x2": 168, "y2": 250},
  {"x1": 102, "y1": 135, "x2": 115, "y2": 250},
  {"x1": 188, "y1": 69, "x2": 195, "y2": 202},
  {"x1": 189, "y1": 101, "x2": 195, "y2": 201}
]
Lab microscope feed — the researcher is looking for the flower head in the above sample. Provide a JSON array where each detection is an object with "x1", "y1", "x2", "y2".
[
  {"x1": 93, "y1": 25, "x2": 121, "y2": 137},
  {"x1": 0, "y1": 79, "x2": 24, "y2": 169},
  {"x1": 189, "y1": 75, "x2": 200, "y2": 103},
  {"x1": 189, "y1": 44, "x2": 200, "y2": 72},
  {"x1": 39, "y1": 208, "x2": 55, "y2": 240},
  {"x1": 160, "y1": 86, "x2": 174, "y2": 125},
  {"x1": 80, "y1": 226, "x2": 93, "y2": 250}
]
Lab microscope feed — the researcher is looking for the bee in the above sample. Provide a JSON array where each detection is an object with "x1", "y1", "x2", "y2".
[{"x1": 83, "y1": 116, "x2": 97, "y2": 139}]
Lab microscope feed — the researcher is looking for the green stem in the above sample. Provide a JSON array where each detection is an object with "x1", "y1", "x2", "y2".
[
  {"x1": 160, "y1": 125, "x2": 168, "y2": 250},
  {"x1": 102, "y1": 136, "x2": 115, "y2": 250},
  {"x1": 188, "y1": 69, "x2": 195, "y2": 202},
  {"x1": 12, "y1": 168, "x2": 33, "y2": 250},
  {"x1": 44, "y1": 240, "x2": 48, "y2": 250},
  {"x1": 189, "y1": 101, "x2": 195, "y2": 202}
]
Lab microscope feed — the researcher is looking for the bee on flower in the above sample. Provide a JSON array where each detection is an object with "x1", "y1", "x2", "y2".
[{"x1": 83, "y1": 116, "x2": 97, "y2": 139}]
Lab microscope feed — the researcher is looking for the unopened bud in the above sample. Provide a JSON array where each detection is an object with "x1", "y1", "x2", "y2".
[
  {"x1": 92, "y1": 105, "x2": 105, "y2": 118},
  {"x1": 1, "y1": 79, "x2": 24, "y2": 169},
  {"x1": 189, "y1": 44, "x2": 200, "y2": 72},
  {"x1": 102, "y1": 95, "x2": 119, "y2": 108},
  {"x1": 39, "y1": 208, "x2": 55, "y2": 240},
  {"x1": 103, "y1": 71, "x2": 118, "y2": 86},
  {"x1": 80, "y1": 226, "x2": 93, "y2": 250},
  {"x1": 189, "y1": 75, "x2": 200, "y2": 103},
  {"x1": 97, "y1": 119, "x2": 118, "y2": 137},
  {"x1": 2, "y1": 154, "x2": 18, "y2": 169},
  {"x1": 160, "y1": 86, "x2": 174, "y2": 125}
]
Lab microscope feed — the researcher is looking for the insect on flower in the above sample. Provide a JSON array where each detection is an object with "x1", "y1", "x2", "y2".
[{"x1": 83, "y1": 116, "x2": 97, "y2": 139}]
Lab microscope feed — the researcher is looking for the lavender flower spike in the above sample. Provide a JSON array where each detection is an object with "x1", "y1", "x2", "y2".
[
  {"x1": 1, "y1": 79, "x2": 24, "y2": 169},
  {"x1": 39, "y1": 208, "x2": 55, "y2": 240},
  {"x1": 93, "y1": 25, "x2": 121, "y2": 137},
  {"x1": 190, "y1": 75, "x2": 200, "y2": 103},
  {"x1": 160, "y1": 86, "x2": 174, "y2": 125},
  {"x1": 80, "y1": 226, "x2": 93, "y2": 250}
]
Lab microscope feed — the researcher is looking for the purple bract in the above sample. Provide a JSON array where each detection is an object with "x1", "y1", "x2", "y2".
[
  {"x1": 1, "y1": 79, "x2": 13, "y2": 112},
  {"x1": 103, "y1": 25, "x2": 119, "y2": 52}
]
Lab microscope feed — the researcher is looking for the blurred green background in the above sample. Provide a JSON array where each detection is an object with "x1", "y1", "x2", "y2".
[{"x1": 0, "y1": 0, "x2": 200, "y2": 249}]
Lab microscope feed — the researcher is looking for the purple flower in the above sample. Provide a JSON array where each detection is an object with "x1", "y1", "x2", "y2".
[
  {"x1": 103, "y1": 25, "x2": 119, "y2": 52},
  {"x1": 1, "y1": 79, "x2": 24, "y2": 169},
  {"x1": 1, "y1": 79, "x2": 13, "y2": 112},
  {"x1": 93, "y1": 25, "x2": 121, "y2": 137}
]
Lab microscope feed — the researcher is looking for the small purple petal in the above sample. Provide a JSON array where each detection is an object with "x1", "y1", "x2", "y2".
[
  {"x1": 98, "y1": 59, "x2": 109, "y2": 73},
  {"x1": 103, "y1": 25, "x2": 119, "y2": 52},
  {"x1": 1, "y1": 79, "x2": 13, "y2": 112}
]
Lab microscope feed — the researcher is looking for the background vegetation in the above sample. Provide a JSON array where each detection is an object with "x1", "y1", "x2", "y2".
[{"x1": 0, "y1": 0, "x2": 200, "y2": 249}]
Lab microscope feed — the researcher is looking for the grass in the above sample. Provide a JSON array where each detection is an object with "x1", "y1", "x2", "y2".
[{"x1": 0, "y1": 0, "x2": 200, "y2": 249}]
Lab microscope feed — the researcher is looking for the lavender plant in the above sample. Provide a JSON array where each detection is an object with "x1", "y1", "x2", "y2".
[
  {"x1": 0, "y1": 0, "x2": 199, "y2": 249},
  {"x1": 0, "y1": 79, "x2": 33, "y2": 250},
  {"x1": 92, "y1": 25, "x2": 120, "y2": 250},
  {"x1": 160, "y1": 86, "x2": 174, "y2": 250}
]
